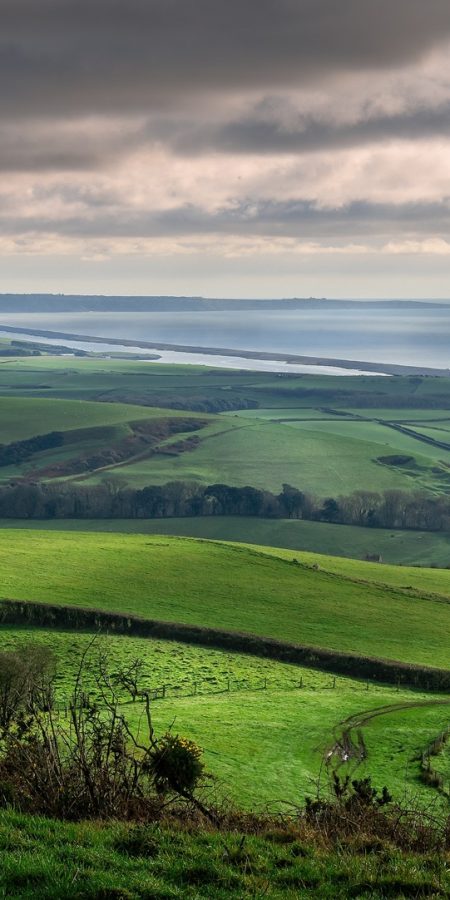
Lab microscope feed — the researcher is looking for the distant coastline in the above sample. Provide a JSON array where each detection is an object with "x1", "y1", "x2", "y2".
[
  {"x1": 1, "y1": 322, "x2": 448, "y2": 377},
  {"x1": 0, "y1": 294, "x2": 449, "y2": 313}
]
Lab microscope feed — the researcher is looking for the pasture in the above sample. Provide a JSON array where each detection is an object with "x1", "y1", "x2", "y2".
[
  {"x1": 1, "y1": 515, "x2": 449, "y2": 566},
  {"x1": 0, "y1": 395, "x2": 210, "y2": 484},
  {"x1": 2, "y1": 356, "x2": 448, "y2": 574},
  {"x1": 95, "y1": 416, "x2": 435, "y2": 494},
  {"x1": 0, "y1": 396, "x2": 180, "y2": 443},
  {"x1": 1, "y1": 358, "x2": 450, "y2": 894},
  {"x1": 1, "y1": 530, "x2": 450, "y2": 668},
  {"x1": 2, "y1": 626, "x2": 450, "y2": 808},
  {"x1": 1, "y1": 357, "x2": 450, "y2": 497},
  {"x1": 1, "y1": 357, "x2": 450, "y2": 499}
]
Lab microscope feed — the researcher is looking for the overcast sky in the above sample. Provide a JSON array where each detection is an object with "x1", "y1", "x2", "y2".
[{"x1": 2, "y1": 0, "x2": 450, "y2": 298}]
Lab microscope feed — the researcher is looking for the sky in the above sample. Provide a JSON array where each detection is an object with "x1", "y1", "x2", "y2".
[{"x1": 2, "y1": 0, "x2": 450, "y2": 299}]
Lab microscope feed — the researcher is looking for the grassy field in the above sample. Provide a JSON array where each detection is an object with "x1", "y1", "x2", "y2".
[
  {"x1": 1, "y1": 516, "x2": 449, "y2": 567},
  {"x1": 3, "y1": 358, "x2": 450, "y2": 893},
  {"x1": 1, "y1": 357, "x2": 450, "y2": 496},
  {"x1": 3, "y1": 626, "x2": 450, "y2": 810},
  {"x1": 227, "y1": 407, "x2": 450, "y2": 422},
  {"x1": 281, "y1": 418, "x2": 450, "y2": 460},
  {"x1": 0, "y1": 354, "x2": 448, "y2": 400},
  {"x1": 1, "y1": 530, "x2": 450, "y2": 669},
  {"x1": 0, "y1": 396, "x2": 183, "y2": 442},
  {"x1": 0, "y1": 395, "x2": 211, "y2": 484},
  {"x1": 96, "y1": 416, "x2": 441, "y2": 494}
]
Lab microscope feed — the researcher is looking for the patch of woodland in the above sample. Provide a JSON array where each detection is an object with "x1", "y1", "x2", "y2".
[{"x1": 1, "y1": 479, "x2": 450, "y2": 533}]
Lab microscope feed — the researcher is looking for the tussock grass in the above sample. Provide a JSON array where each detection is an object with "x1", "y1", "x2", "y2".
[{"x1": 1, "y1": 807, "x2": 450, "y2": 898}]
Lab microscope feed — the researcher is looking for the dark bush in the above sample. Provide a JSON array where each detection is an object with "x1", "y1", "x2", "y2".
[
  {"x1": 0, "y1": 646, "x2": 208, "y2": 822},
  {"x1": 148, "y1": 733, "x2": 204, "y2": 795}
]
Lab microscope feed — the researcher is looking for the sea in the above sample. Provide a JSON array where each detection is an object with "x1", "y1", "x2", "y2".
[{"x1": 0, "y1": 305, "x2": 449, "y2": 374}]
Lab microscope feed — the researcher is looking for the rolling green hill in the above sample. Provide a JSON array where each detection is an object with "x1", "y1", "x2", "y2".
[
  {"x1": 2, "y1": 522, "x2": 450, "y2": 890},
  {"x1": 0, "y1": 396, "x2": 194, "y2": 443},
  {"x1": 1, "y1": 514, "x2": 449, "y2": 566},
  {"x1": 0, "y1": 396, "x2": 210, "y2": 483},
  {"x1": 91, "y1": 414, "x2": 450, "y2": 494},
  {"x1": 3, "y1": 625, "x2": 449, "y2": 810},
  {"x1": 1, "y1": 530, "x2": 450, "y2": 669},
  {"x1": 2, "y1": 357, "x2": 450, "y2": 496},
  {"x1": 2, "y1": 359, "x2": 450, "y2": 894},
  {"x1": 2, "y1": 531, "x2": 450, "y2": 810}
]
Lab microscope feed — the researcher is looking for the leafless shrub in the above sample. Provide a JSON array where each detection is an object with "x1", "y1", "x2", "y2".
[
  {"x1": 0, "y1": 642, "x2": 55, "y2": 729},
  {"x1": 0, "y1": 641, "x2": 208, "y2": 821}
]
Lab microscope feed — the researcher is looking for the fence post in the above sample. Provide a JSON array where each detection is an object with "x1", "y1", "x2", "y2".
[
  {"x1": 162, "y1": 684, "x2": 166, "y2": 699},
  {"x1": 227, "y1": 678, "x2": 230, "y2": 692}
]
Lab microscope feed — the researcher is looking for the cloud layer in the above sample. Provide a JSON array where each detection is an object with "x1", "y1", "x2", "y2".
[{"x1": 1, "y1": 0, "x2": 450, "y2": 295}]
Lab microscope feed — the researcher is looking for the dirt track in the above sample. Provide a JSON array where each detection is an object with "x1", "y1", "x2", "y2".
[{"x1": 326, "y1": 698, "x2": 450, "y2": 775}]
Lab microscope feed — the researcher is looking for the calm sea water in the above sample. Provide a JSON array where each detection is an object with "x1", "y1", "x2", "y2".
[
  {"x1": 0, "y1": 306, "x2": 449, "y2": 369},
  {"x1": 0, "y1": 329, "x2": 378, "y2": 376}
]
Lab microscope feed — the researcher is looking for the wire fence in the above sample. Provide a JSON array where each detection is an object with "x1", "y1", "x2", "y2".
[{"x1": 51, "y1": 672, "x2": 389, "y2": 713}]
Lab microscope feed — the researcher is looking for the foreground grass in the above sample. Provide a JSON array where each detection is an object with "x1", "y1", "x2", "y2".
[
  {"x1": 1, "y1": 531, "x2": 450, "y2": 669},
  {"x1": 1, "y1": 809, "x2": 450, "y2": 899}
]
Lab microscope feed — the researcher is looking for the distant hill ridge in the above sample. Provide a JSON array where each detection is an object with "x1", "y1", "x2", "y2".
[{"x1": 0, "y1": 294, "x2": 448, "y2": 312}]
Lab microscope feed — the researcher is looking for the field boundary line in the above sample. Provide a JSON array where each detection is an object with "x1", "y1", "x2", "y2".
[{"x1": 2, "y1": 598, "x2": 450, "y2": 692}]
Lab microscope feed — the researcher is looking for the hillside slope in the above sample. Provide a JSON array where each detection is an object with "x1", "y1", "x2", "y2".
[{"x1": 1, "y1": 530, "x2": 450, "y2": 669}]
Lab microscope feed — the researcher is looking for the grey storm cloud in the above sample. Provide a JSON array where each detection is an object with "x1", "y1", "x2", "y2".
[
  {"x1": 1, "y1": 0, "x2": 450, "y2": 281},
  {"x1": 3, "y1": 100, "x2": 450, "y2": 174},
  {"x1": 1, "y1": 0, "x2": 450, "y2": 116},
  {"x1": 163, "y1": 103, "x2": 450, "y2": 156},
  {"x1": 0, "y1": 127, "x2": 114, "y2": 172},
  {"x1": 3, "y1": 198, "x2": 450, "y2": 242}
]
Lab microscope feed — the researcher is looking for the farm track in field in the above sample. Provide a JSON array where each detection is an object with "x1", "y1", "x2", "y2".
[
  {"x1": 70, "y1": 420, "x2": 262, "y2": 481},
  {"x1": 68, "y1": 442, "x2": 158, "y2": 482},
  {"x1": 326, "y1": 698, "x2": 450, "y2": 775}
]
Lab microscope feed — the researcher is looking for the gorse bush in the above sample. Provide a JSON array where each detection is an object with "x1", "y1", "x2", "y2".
[{"x1": 148, "y1": 733, "x2": 204, "y2": 795}]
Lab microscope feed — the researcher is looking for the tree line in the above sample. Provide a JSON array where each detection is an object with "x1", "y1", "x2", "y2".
[{"x1": 1, "y1": 479, "x2": 450, "y2": 531}]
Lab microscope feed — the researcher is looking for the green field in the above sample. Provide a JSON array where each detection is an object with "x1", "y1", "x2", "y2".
[
  {"x1": 2, "y1": 357, "x2": 450, "y2": 892},
  {"x1": 1, "y1": 357, "x2": 450, "y2": 499},
  {"x1": 227, "y1": 407, "x2": 450, "y2": 423},
  {"x1": 1, "y1": 530, "x2": 450, "y2": 668},
  {"x1": 97, "y1": 416, "x2": 437, "y2": 494},
  {"x1": 2, "y1": 515, "x2": 450, "y2": 566},
  {"x1": 1, "y1": 356, "x2": 450, "y2": 415},
  {"x1": 0, "y1": 396, "x2": 183, "y2": 442},
  {"x1": 0, "y1": 395, "x2": 210, "y2": 484},
  {"x1": 3, "y1": 626, "x2": 450, "y2": 809}
]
